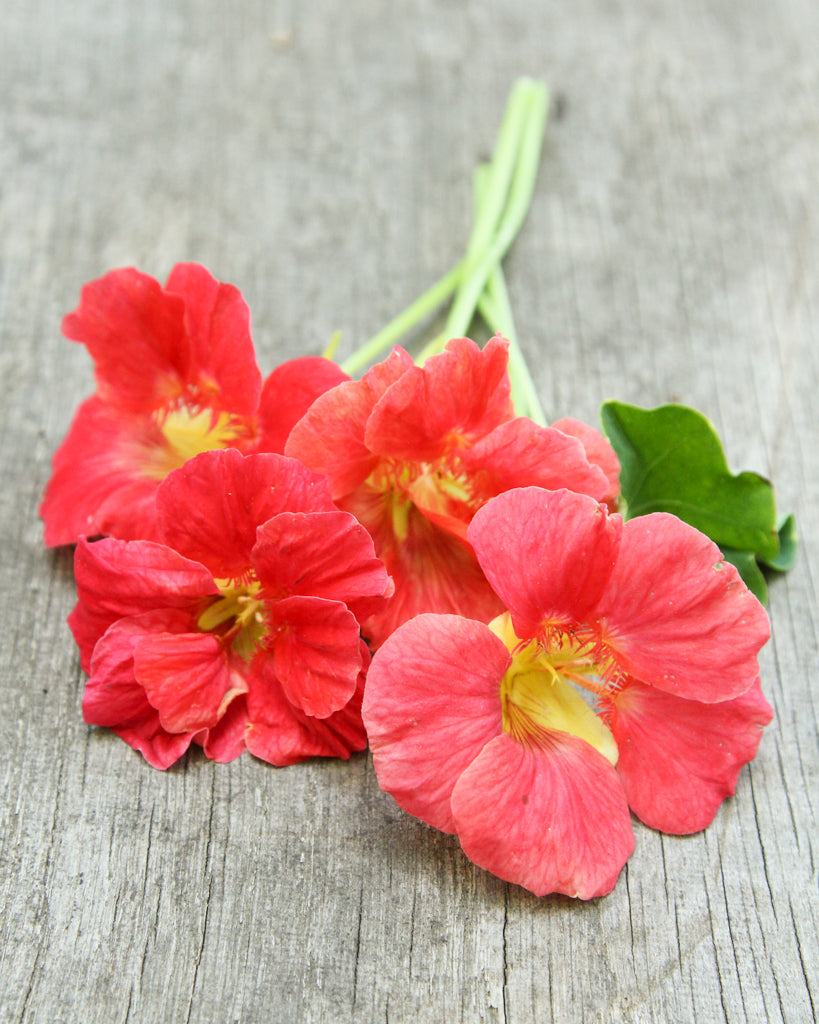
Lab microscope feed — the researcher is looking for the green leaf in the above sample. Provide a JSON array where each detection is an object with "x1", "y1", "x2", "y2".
[
  {"x1": 720, "y1": 548, "x2": 769, "y2": 604},
  {"x1": 600, "y1": 401, "x2": 780, "y2": 560},
  {"x1": 761, "y1": 515, "x2": 798, "y2": 572}
]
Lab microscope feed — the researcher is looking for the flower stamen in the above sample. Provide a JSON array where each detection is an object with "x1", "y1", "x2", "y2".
[
  {"x1": 197, "y1": 580, "x2": 266, "y2": 662},
  {"x1": 491, "y1": 612, "x2": 618, "y2": 763}
]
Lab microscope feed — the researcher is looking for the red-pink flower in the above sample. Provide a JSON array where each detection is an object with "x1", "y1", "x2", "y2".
[
  {"x1": 362, "y1": 486, "x2": 772, "y2": 898},
  {"x1": 41, "y1": 264, "x2": 347, "y2": 545},
  {"x1": 287, "y1": 336, "x2": 618, "y2": 647},
  {"x1": 70, "y1": 448, "x2": 391, "y2": 769}
]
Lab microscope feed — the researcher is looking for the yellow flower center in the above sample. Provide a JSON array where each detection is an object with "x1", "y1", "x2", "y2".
[
  {"x1": 141, "y1": 407, "x2": 248, "y2": 480},
  {"x1": 490, "y1": 612, "x2": 619, "y2": 765},
  {"x1": 367, "y1": 456, "x2": 474, "y2": 544},
  {"x1": 197, "y1": 579, "x2": 267, "y2": 662}
]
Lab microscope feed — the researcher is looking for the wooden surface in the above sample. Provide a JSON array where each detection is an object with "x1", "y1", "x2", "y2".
[{"x1": 2, "y1": 1, "x2": 817, "y2": 1021}]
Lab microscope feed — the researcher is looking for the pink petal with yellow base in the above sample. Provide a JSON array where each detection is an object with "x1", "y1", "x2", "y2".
[
  {"x1": 551, "y1": 417, "x2": 621, "y2": 507},
  {"x1": 462, "y1": 418, "x2": 611, "y2": 505}
]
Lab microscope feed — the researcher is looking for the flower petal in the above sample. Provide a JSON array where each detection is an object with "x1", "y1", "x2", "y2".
[
  {"x1": 345, "y1": 487, "x2": 503, "y2": 648},
  {"x1": 286, "y1": 348, "x2": 414, "y2": 498},
  {"x1": 69, "y1": 536, "x2": 217, "y2": 672},
  {"x1": 598, "y1": 513, "x2": 771, "y2": 701},
  {"x1": 40, "y1": 397, "x2": 166, "y2": 545},
  {"x1": 551, "y1": 417, "x2": 621, "y2": 508},
  {"x1": 256, "y1": 356, "x2": 350, "y2": 454},
  {"x1": 265, "y1": 595, "x2": 364, "y2": 717},
  {"x1": 451, "y1": 732, "x2": 635, "y2": 899},
  {"x1": 252, "y1": 510, "x2": 391, "y2": 623},
  {"x1": 364, "y1": 336, "x2": 513, "y2": 462},
  {"x1": 244, "y1": 649, "x2": 368, "y2": 764},
  {"x1": 201, "y1": 695, "x2": 250, "y2": 763},
  {"x1": 164, "y1": 263, "x2": 262, "y2": 416},
  {"x1": 62, "y1": 267, "x2": 189, "y2": 413},
  {"x1": 82, "y1": 611, "x2": 200, "y2": 769},
  {"x1": 604, "y1": 677, "x2": 774, "y2": 833},
  {"x1": 134, "y1": 632, "x2": 247, "y2": 733},
  {"x1": 462, "y1": 418, "x2": 611, "y2": 505},
  {"x1": 468, "y1": 487, "x2": 622, "y2": 639},
  {"x1": 363, "y1": 614, "x2": 510, "y2": 833},
  {"x1": 156, "y1": 448, "x2": 334, "y2": 579}
]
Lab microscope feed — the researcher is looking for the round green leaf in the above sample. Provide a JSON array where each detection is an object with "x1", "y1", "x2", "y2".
[{"x1": 600, "y1": 401, "x2": 780, "y2": 560}]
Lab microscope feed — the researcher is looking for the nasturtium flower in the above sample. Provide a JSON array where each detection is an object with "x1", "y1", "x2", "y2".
[
  {"x1": 70, "y1": 448, "x2": 391, "y2": 769},
  {"x1": 362, "y1": 486, "x2": 772, "y2": 899},
  {"x1": 287, "y1": 336, "x2": 618, "y2": 647},
  {"x1": 41, "y1": 263, "x2": 347, "y2": 546}
]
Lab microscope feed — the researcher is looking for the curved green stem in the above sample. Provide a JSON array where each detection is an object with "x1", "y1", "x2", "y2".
[
  {"x1": 341, "y1": 77, "x2": 550, "y2": 382},
  {"x1": 477, "y1": 265, "x2": 547, "y2": 425},
  {"x1": 442, "y1": 81, "x2": 549, "y2": 344},
  {"x1": 340, "y1": 259, "x2": 465, "y2": 375}
]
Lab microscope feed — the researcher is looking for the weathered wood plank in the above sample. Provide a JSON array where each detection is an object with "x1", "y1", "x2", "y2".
[{"x1": 1, "y1": 0, "x2": 817, "y2": 1021}]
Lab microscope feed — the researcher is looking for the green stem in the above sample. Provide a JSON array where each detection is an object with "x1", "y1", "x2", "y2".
[
  {"x1": 459, "y1": 79, "x2": 537, "y2": 273},
  {"x1": 340, "y1": 259, "x2": 465, "y2": 376},
  {"x1": 442, "y1": 81, "x2": 549, "y2": 344},
  {"x1": 472, "y1": 161, "x2": 547, "y2": 423},
  {"x1": 508, "y1": 341, "x2": 547, "y2": 425},
  {"x1": 472, "y1": 163, "x2": 515, "y2": 337},
  {"x1": 476, "y1": 261, "x2": 547, "y2": 425},
  {"x1": 341, "y1": 77, "x2": 550, "y2": 379}
]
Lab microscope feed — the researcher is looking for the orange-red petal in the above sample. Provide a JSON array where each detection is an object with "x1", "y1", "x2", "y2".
[
  {"x1": 265, "y1": 596, "x2": 364, "y2": 718},
  {"x1": 61, "y1": 267, "x2": 189, "y2": 413},
  {"x1": 69, "y1": 536, "x2": 217, "y2": 672},
  {"x1": 256, "y1": 356, "x2": 350, "y2": 453},
  {"x1": 244, "y1": 650, "x2": 368, "y2": 765},
  {"x1": 364, "y1": 336, "x2": 513, "y2": 462},
  {"x1": 155, "y1": 448, "x2": 333, "y2": 579},
  {"x1": 82, "y1": 611, "x2": 202, "y2": 769},
  {"x1": 134, "y1": 631, "x2": 247, "y2": 733},
  {"x1": 286, "y1": 348, "x2": 413, "y2": 498},
  {"x1": 40, "y1": 396, "x2": 167, "y2": 545},
  {"x1": 252, "y1": 510, "x2": 391, "y2": 624},
  {"x1": 164, "y1": 262, "x2": 261, "y2": 416}
]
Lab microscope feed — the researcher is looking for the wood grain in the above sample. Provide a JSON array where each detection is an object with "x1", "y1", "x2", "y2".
[{"x1": 1, "y1": 0, "x2": 817, "y2": 1021}]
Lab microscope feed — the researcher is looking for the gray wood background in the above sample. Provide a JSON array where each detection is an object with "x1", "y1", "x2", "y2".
[{"x1": 2, "y1": 1, "x2": 817, "y2": 1021}]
